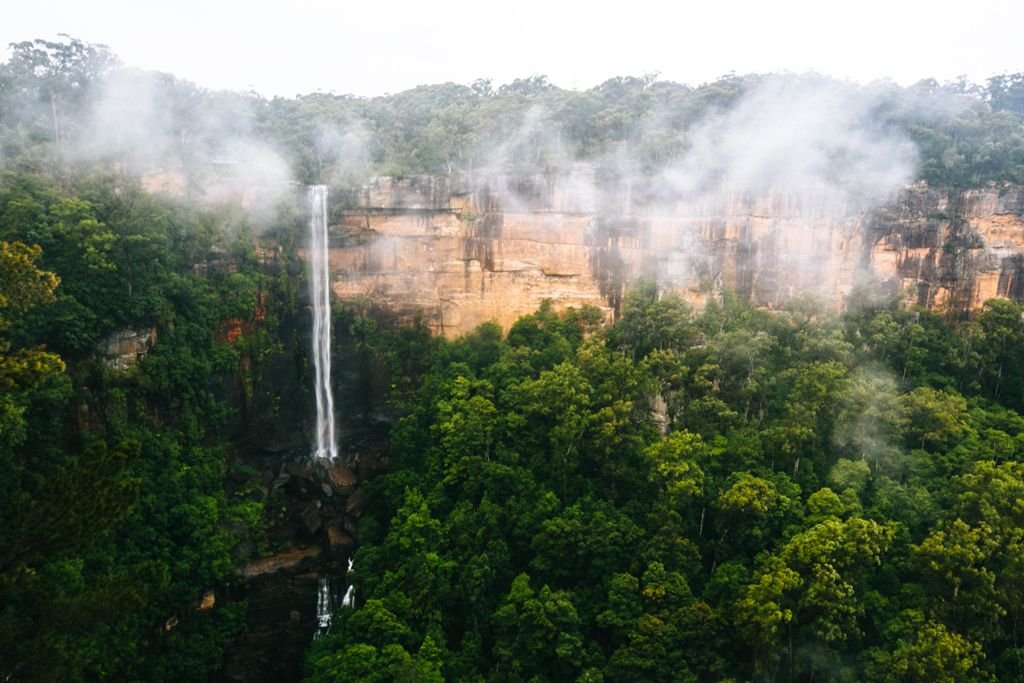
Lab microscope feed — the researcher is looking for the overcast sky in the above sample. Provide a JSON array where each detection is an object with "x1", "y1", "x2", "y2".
[{"x1": 3, "y1": 0, "x2": 1022, "y2": 97}]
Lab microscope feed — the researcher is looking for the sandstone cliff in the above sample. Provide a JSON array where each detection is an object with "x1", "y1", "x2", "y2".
[{"x1": 313, "y1": 174, "x2": 1024, "y2": 336}]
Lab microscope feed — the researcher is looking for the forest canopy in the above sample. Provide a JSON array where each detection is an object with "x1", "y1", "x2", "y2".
[
  {"x1": 303, "y1": 288, "x2": 1024, "y2": 682},
  {"x1": 2, "y1": 36, "x2": 1024, "y2": 188}
]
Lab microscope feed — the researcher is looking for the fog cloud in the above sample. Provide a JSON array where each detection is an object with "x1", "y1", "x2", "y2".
[
  {"x1": 315, "y1": 121, "x2": 371, "y2": 186},
  {"x1": 662, "y1": 75, "x2": 920, "y2": 210},
  {"x1": 74, "y1": 66, "x2": 293, "y2": 220}
]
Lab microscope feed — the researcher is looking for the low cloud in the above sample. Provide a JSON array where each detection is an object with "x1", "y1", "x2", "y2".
[{"x1": 662, "y1": 75, "x2": 920, "y2": 211}]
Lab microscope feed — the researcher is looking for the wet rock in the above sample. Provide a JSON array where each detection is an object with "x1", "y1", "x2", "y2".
[
  {"x1": 325, "y1": 521, "x2": 354, "y2": 557},
  {"x1": 266, "y1": 521, "x2": 300, "y2": 548},
  {"x1": 239, "y1": 546, "x2": 321, "y2": 578},
  {"x1": 345, "y1": 490, "x2": 367, "y2": 517},
  {"x1": 220, "y1": 571, "x2": 319, "y2": 682},
  {"x1": 284, "y1": 462, "x2": 314, "y2": 481},
  {"x1": 285, "y1": 474, "x2": 316, "y2": 500},
  {"x1": 325, "y1": 464, "x2": 358, "y2": 494},
  {"x1": 343, "y1": 516, "x2": 359, "y2": 538},
  {"x1": 293, "y1": 501, "x2": 322, "y2": 535},
  {"x1": 269, "y1": 472, "x2": 290, "y2": 493},
  {"x1": 358, "y1": 457, "x2": 387, "y2": 482}
]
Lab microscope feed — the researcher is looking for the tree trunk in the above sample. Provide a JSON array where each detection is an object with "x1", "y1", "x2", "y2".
[{"x1": 50, "y1": 92, "x2": 62, "y2": 150}]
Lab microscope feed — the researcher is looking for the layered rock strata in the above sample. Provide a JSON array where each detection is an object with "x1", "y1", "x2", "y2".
[{"x1": 318, "y1": 175, "x2": 1024, "y2": 335}]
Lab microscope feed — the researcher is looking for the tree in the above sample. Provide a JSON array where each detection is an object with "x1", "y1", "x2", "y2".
[
  {"x1": 867, "y1": 612, "x2": 994, "y2": 682},
  {"x1": 737, "y1": 517, "x2": 895, "y2": 679},
  {"x1": 491, "y1": 573, "x2": 585, "y2": 681},
  {"x1": 901, "y1": 386, "x2": 971, "y2": 452},
  {"x1": 0, "y1": 239, "x2": 61, "y2": 451},
  {"x1": 1, "y1": 36, "x2": 119, "y2": 150},
  {"x1": 645, "y1": 431, "x2": 706, "y2": 509}
]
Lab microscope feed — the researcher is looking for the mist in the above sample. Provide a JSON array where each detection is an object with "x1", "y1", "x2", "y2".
[
  {"x1": 458, "y1": 74, "x2": 938, "y2": 221},
  {"x1": 23, "y1": 58, "x2": 298, "y2": 225},
  {"x1": 661, "y1": 75, "x2": 920, "y2": 209}
]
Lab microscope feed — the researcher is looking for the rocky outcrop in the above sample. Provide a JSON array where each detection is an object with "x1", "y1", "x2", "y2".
[
  {"x1": 239, "y1": 546, "x2": 322, "y2": 578},
  {"x1": 225, "y1": 458, "x2": 364, "y2": 683},
  {"x1": 318, "y1": 175, "x2": 1024, "y2": 335},
  {"x1": 222, "y1": 451, "x2": 385, "y2": 682},
  {"x1": 100, "y1": 328, "x2": 157, "y2": 369}
]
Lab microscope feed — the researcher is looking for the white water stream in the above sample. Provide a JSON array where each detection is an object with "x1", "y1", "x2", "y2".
[
  {"x1": 341, "y1": 558, "x2": 355, "y2": 608},
  {"x1": 309, "y1": 185, "x2": 337, "y2": 462},
  {"x1": 314, "y1": 576, "x2": 332, "y2": 638}
]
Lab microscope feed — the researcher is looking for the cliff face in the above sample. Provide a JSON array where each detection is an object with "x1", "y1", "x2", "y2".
[{"x1": 319, "y1": 175, "x2": 1024, "y2": 336}]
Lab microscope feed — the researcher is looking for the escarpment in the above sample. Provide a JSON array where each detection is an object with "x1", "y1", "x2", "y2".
[{"x1": 315, "y1": 173, "x2": 1024, "y2": 335}]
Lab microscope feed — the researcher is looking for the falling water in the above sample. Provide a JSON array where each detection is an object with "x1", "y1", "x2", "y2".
[
  {"x1": 341, "y1": 557, "x2": 355, "y2": 608},
  {"x1": 309, "y1": 185, "x2": 338, "y2": 461},
  {"x1": 314, "y1": 576, "x2": 332, "y2": 638}
]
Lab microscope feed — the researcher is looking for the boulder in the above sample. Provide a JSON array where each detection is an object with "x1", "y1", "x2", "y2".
[
  {"x1": 284, "y1": 462, "x2": 314, "y2": 481},
  {"x1": 269, "y1": 472, "x2": 290, "y2": 493},
  {"x1": 285, "y1": 473, "x2": 316, "y2": 500},
  {"x1": 325, "y1": 521, "x2": 354, "y2": 557},
  {"x1": 293, "y1": 500, "x2": 322, "y2": 535},
  {"x1": 343, "y1": 516, "x2": 359, "y2": 538},
  {"x1": 326, "y1": 464, "x2": 358, "y2": 494},
  {"x1": 345, "y1": 490, "x2": 366, "y2": 517}
]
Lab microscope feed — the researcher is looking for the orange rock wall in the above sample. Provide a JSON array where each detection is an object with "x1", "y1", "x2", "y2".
[{"x1": 313, "y1": 177, "x2": 1024, "y2": 336}]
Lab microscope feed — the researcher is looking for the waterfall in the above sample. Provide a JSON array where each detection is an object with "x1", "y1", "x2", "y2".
[
  {"x1": 340, "y1": 584, "x2": 355, "y2": 608},
  {"x1": 341, "y1": 557, "x2": 355, "y2": 608},
  {"x1": 314, "y1": 576, "x2": 332, "y2": 638},
  {"x1": 309, "y1": 185, "x2": 338, "y2": 462}
]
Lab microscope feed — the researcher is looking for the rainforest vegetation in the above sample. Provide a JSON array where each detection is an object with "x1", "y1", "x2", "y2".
[
  {"x1": 305, "y1": 287, "x2": 1024, "y2": 682},
  {"x1": 2, "y1": 37, "x2": 1024, "y2": 188},
  {"x1": 3, "y1": 35, "x2": 1024, "y2": 682}
]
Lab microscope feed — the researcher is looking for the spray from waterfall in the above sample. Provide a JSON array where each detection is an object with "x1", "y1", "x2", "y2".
[{"x1": 309, "y1": 185, "x2": 338, "y2": 461}]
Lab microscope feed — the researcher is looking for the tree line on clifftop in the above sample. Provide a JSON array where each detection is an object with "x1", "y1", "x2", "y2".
[{"x1": 2, "y1": 36, "x2": 1024, "y2": 188}]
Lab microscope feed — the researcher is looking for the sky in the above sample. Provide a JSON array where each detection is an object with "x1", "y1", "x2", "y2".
[{"x1": 3, "y1": 0, "x2": 1022, "y2": 97}]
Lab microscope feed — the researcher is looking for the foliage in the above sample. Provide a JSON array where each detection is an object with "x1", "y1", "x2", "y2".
[
  {"x1": 0, "y1": 164, "x2": 292, "y2": 680},
  {"x1": 306, "y1": 282, "x2": 1024, "y2": 682},
  {"x1": 3, "y1": 37, "x2": 1024, "y2": 187}
]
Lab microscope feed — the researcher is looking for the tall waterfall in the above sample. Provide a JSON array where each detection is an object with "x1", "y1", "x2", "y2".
[{"x1": 309, "y1": 185, "x2": 337, "y2": 461}]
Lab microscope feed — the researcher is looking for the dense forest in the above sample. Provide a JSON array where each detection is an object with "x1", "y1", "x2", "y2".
[
  {"x1": 0, "y1": 167, "x2": 306, "y2": 678},
  {"x1": 3, "y1": 35, "x2": 1024, "y2": 682},
  {"x1": 2, "y1": 37, "x2": 1024, "y2": 188},
  {"x1": 307, "y1": 288, "x2": 1024, "y2": 681}
]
